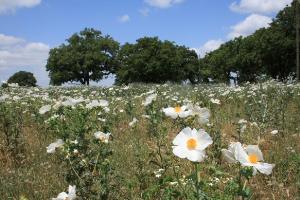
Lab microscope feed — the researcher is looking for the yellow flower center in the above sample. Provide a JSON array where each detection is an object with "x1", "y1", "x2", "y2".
[
  {"x1": 186, "y1": 138, "x2": 197, "y2": 150},
  {"x1": 174, "y1": 106, "x2": 182, "y2": 113},
  {"x1": 248, "y1": 154, "x2": 259, "y2": 164}
]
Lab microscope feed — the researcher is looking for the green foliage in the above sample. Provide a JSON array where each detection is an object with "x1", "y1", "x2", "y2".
[
  {"x1": 116, "y1": 37, "x2": 199, "y2": 84},
  {"x1": 46, "y1": 28, "x2": 119, "y2": 85},
  {"x1": 0, "y1": 102, "x2": 25, "y2": 163},
  {"x1": 7, "y1": 71, "x2": 37, "y2": 87},
  {"x1": 48, "y1": 106, "x2": 114, "y2": 199},
  {"x1": 201, "y1": 2, "x2": 297, "y2": 83}
]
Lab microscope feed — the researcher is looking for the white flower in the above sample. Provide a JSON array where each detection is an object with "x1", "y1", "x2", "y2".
[
  {"x1": 94, "y1": 131, "x2": 111, "y2": 143},
  {"x1": 52, "y1": 185, "x2": 76, "y2": 200},
  {"x1": 187, "y1": 104, "x2": 210, "y2": 124},
  {"x1": 142, "y1": 93, "x2": 157, "y2": 106},
  {"x1": 99, "y1": 99, "x2": 109, "y2": 107},
  {"x1": 46, "y1": 139, "x2": 64, "y2": 153},
  {"x1": 103, "y1": 107, "x2": 110, "y2": 113},
  {"x1": 271, "y1": 130, "x2": 278, "y2": 135},
  {"x1": 86, "y1": 99, "x2": 108, "y2": 109},
  {"x1": 62, "y1": 97, "x2": 84, "y2": 107},
  {"x1": 39, "y1": 105, "x2": 51, "y2": 115},
  {"x1": 163, "y1": 105, "x2": 192, "y2": 119},
  {"x1": 0, "y1": 94, "x2": 9, "y2": 102},
  {"x1": 154, "y1": 168, "x2": 165, "y2": 178},
  {"x1": 172, "y1": 127, "x2": 213, "y2": 162},
  {"x1": 238, "y1": 119, "x2": 247, "y2": 124},
  {"x1": 210, "y1": 98, "x2": 221, "y2": 105},
  {"x1": 222, "y1": 142, "x2": 275, "y2": 175},
  {"x1": 129, "y1": 117, "x2": 138, "y2": 127}
]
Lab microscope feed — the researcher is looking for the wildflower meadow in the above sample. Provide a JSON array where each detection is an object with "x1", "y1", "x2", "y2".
[{"x1": 0, "y1": 80, "x2": 299, "y2": 199}]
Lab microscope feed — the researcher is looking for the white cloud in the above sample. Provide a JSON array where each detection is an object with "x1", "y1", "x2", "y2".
[
  {"x1": 0, "y1": 0, "x2": 41, "y2": 14},
  {"x1": 0, "y1": 33, "x2": 50, "y2": 85},
  {"x1": 230, "y1": 0, "x2": 292, "y2": 14},
  {"x1": 139, "y1": 8, "x2": 150, "y2": 16},
  {"x1": 228, "y1": 14, "x2": 272, "y2": 39},
  {"x1": 119, "y1": 14, "x2": 130, "y2": 23},
  {"x1": 145, "y1": 0, "x2": 184, "y2": 8},
  {"x1": 192, "y1": 39, "x2": 224, "y2": 58}
]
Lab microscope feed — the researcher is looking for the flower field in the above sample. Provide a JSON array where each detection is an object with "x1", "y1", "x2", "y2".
[{"x1": 0, "y1": 81, "x2": 299, "y2": 199}]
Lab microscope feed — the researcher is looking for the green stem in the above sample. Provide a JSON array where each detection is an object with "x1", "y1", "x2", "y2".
[{"x1": 194, "y1": 162, "x2": 200, "y2": 199}]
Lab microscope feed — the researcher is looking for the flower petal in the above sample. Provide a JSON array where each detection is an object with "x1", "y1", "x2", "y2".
[
  {"x1": 221, "y1": 149, "x2": 237, "y2": 163},
  {"x1": 194, "y1": 129, "x2": 213, "y2": 150},
  {"x1": 172, "y1": 146, "x2": 188, "y2": 159},
  {"x1": 172, "y1": 131, "x2": 188, "y2": 146},
  {"x1": 186, "y1": 150, "x2": 206, "y2": 162},
  {"x1": 254, "y1": 162, "x2": 275, "y2": 175},
  {"x1": 233, "y1": 142, "x2": 249, "y2": 165}
]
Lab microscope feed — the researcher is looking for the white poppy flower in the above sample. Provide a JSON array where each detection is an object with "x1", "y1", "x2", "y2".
[
  {"x1": 187, "y1": 104, "x2": 210, "y2": 124},
  {"x1": 222, "y1": 142, "x2": 275, "y2": 175},
  {"x1": 99, "y1": 99, "x2": 109, "y2": 107},
  {"x1": 210, "y1": 98, "x2": 221, "y2": 105},
  {"x1": 94, "y1": 131, "x2": 111, "y2": 143},
  {"x1": 62, "y1": 97, "x2": 84, "y2": 107},
  {"x1": 39, "y1": 105, "x2": 51, "y2": 114},
  {"x1": 52, "y1": 185, "x2": 76, "y2": 200},
  {"x1": 271, "y1": 130, "x2": 278, "y2": 135},
  {"x1": 142, "y1": 93, "x2": 157, "y2": 106},
  {"x1": 172, "y1": 127, "x2": 213, "y2": 162},
  {"x1": 129, "y1": 117, "x2": 138, "y2": 127},
  {"x1": 46, "y1": 139, "x2": 64, "y2": 153},
  {"x1": 163, "y1": 105, "x2": 192, "y2": 119}
]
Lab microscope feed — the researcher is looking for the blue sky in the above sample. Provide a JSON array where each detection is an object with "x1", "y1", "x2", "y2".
[{"x1": 0, "y1": 0, "x2": 292, "y2": 86}]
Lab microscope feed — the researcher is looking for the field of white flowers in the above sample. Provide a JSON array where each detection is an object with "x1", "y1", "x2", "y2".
[{"x1": 0, "y1": 81, "x2": 299, "y2": 199}]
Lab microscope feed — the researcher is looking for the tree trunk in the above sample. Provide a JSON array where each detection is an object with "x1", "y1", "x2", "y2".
[{"x1": 83, "y1": 71, "x2": 90, "y2": 86}]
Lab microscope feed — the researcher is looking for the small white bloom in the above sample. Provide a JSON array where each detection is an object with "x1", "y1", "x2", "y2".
[
  {"x1": 187, "y1": 104, "x2": 210, "y2": 124},
  {"x1": 238, "y1": 119, "x2": 247, "y2": 124},
  {"x1": 94, "y1": 131, "x2": 111, "y2": 143},
  {"x1": 99, "y1": 99, "x2": 109, "y2": 107},
  {"x1": 52, "y1": 185, "x2": 76, "y2": 200},
  {"x1": 271, "y1": 130, "x2": 278, "y2": 135},
  {"x1": 71, "y1": 139, "x2": 78, "y2": 144},
  {"x1": 39, "y1": 105, "x2": 51, "y2": 115},
  {"x1": 154, "y1": 168, "x2": 165, "y2": 178},
  {"x1": 210, "y1": 98, "x2": 221, "y2": 105},
  {"x1": 142, "y1": 93, "x2": 157, "y2": 106},
  {"x1": 46, "y1": 139, "x2": 64, "y2": 153},
  {"x1": 163, "y1": 105, "x2": 192, "y2": 119},
  {"x1": 142, "y1": 114, "x2": 150, "y2": 119},
  {"x1": 172, "y1": 127, "x2": 213, "y2": 162},
  {"x1": 129, "y1": 117, "x2": 138, "y2": 127}
]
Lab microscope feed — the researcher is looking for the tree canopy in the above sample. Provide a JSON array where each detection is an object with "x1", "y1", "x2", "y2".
[
  {"x1": 7, "y1": 71, "x2": 37, "y2": 87},
  {"x1": 46, "y1": 28, "x2": 119, "y2": 85},
  {"x1": 200, "y1": 2, "x2": 297, "y2": 83},
  {"x1": 115, "y1": 37, "x2": 198, "y2": 84},
  {"x1": 44, "y1": 2, "x2": 298, "y2": 86}
]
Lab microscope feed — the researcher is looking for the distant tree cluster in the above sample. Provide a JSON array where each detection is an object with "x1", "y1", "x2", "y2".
[
  {"x1": 201, "y1": 2, "x2": 297, "y2": 83},
  {"x1": 7, "y1": 71, "x2": 37, "y2": 87},
  {"x1": 116, "y1": 37, "x2": 198, "y2": 84},
  {"x1": 46, "y1": 28, "x2": 119, "y2": 85},
  {"x1": 46, "y1": 3, "x2": 297, "y2": 85}
]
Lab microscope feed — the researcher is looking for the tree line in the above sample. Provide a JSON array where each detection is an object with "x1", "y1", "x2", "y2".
[{"x1": 45, "y1": 2, "x2": 298, "y2": 86}]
